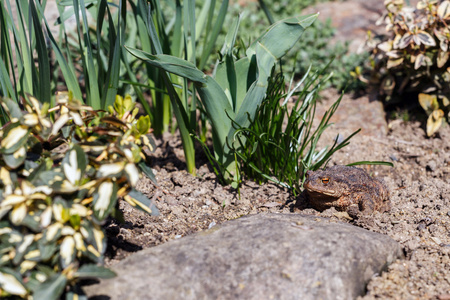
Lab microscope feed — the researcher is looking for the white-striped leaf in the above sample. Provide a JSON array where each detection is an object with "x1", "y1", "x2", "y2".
[
  {"x1": 97, "y1": 162, "x2": 125, "y2": 178},
  {"x1": 125, "y1": 189, "x2": 159, "y2": 216},
  {"x1": 0, "y1": 124, "x2": 29, "y2": 154},
  {"x1": 124, "y1": 163, "x2": 140, "y2": 186},
  {"x1": 10, "y1": 203, "x2": 27, "y2": 226},
  {"x1": 51, "y1": 113, "x2": 70, "y2": 136},
  {"x1": 427, "y1": 109, "x2": 444, "y2": 136},
  {"x1": 0, "y1": 269, "x2": 27, "y2": 296},
  {"x1": 13, "y1": 234, "x2": 34, "y2": 265},
  {"x1": 438, "y1": 0, "x2": 450, "y2": 19},
  {"x1": 92, "y1": 181, "x2": 118, "y2": 222},
  {"x1": 3, "y1": 146, "x2": 27, "y2": 169},
  {"x1": 60, "y1": 236, "x2": 75, "y2": 269},
  {"x1": 44, "y1": 223, "x2": 63, "y2": 243},
  {"x1": 63, "y1": 145, "x2": 87, "y2": 186},
  {"x1": 22, "y1": 113, "x2": 39, "y2": 127},
  {"x1": 413, "y1": 31, "x2": 436, "y2": 47},
  {"x1": 2, "y1": 195, "x2": 27, "y2": 207}
]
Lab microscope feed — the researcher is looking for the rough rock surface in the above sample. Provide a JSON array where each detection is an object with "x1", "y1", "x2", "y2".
[{"x1": 86, "y1": 213, "x2": 402, "y2": 300}]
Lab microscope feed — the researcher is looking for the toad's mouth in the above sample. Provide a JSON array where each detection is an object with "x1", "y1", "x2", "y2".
[
  {"x1": 304, "y1": 184, "x2": 338, "y2": 197},
  {"x1": 306, "y1": 189, "x2": 337, "y2": 197}
]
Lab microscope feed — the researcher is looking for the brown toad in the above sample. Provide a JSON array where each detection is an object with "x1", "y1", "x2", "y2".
[{"x1": 302, "y1": 165, "x2": 390, "y2": 217}]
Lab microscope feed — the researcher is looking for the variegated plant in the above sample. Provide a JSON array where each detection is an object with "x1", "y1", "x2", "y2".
[
  {"x1": 0, "y1": 93, "x2": 158, "y2": 299},
  {"x1": 364, "y1": 0, "x2": 450, "y2": 136}
]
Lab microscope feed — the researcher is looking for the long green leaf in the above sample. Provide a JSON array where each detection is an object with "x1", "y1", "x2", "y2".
[
  {"x1": 74, "y1": 264, "x2": 116, "y2": 279},
  {"x1": 126, "y1": 47, "x2": 207, "y2": 83},
  {"x1": 33, "y1": 273, "x2": 67, "y2": 300},
  {"x1": 30, "y1": 0, "x2": 51, "y2": 104},
  {"x1": 198, "y1": 0, "x2": 228, "y2": 70}
]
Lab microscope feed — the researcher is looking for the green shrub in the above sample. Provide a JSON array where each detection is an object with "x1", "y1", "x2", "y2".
[
  {"x1": 365, "y1": 0, "x2": 450, "y2": 136},
  {"x1": 0, "y1": 94, "x2": 158, "y2": 299}
]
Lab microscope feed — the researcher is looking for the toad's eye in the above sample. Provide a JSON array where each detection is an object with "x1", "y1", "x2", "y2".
[{"x1": 321, "y1": 177, "x2": 329, "y2": 184}]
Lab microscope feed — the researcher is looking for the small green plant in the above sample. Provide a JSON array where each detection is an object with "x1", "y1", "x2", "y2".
[
  {"x1": 230, "y1": 67, "x2": 394, "y2": 195},
  {"x1": 128, "y1": 13, "x2": 318, "y2": 184},
  {"x1": 365, "y1": 0, "x2": 450, "y2": 136},
  {"x1": 0, "y1": 94, "x2": 158, "y2": 299},
  {"x1": 229, "y1": 68, "x2": 352, "y2": 195}
]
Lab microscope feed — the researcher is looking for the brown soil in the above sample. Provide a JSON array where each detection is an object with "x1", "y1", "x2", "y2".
[
  {"x1": 19, "y1": 0, "x2": 448, "y2": 298},
  {"x1": 103, "y1": 1, "x2": 450, "y2": 298},
  {"x1": 105, "y1": 87, "x2": 450, "y2": 299}
]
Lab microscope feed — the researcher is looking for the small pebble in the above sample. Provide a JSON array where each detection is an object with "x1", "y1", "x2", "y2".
[{"x1": 208, "y1": 221, "x2": 216, "y2": 229}]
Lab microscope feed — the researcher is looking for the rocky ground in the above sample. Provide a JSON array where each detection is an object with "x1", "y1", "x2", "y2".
[
  {"x1": 101, "y1": 0, "x2": 450, "y2": 297},
  {"x1": 104, "y1": 86, "x2": 450, "y2": 299},
  {"x1": 11, "y1": 0, "x2": 449, "y2": 298}
]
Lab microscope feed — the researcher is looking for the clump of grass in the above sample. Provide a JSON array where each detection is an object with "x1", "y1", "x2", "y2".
[{"x1": 229, "y1": 65, "x2": 374, "y2": 195}]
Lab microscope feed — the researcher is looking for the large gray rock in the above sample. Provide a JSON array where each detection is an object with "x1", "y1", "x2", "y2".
[{"x1": 86, "y1": 213, "x2": 403, "y2": 300}]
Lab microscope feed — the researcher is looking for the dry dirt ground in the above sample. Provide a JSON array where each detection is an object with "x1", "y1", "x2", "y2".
[
  {"x1": 9, "y1": 0, "x2": 448, "y2": 298},
  {"x1": 102, "y1": 1, "x2": 450, "y2": 299},
  {"x1": 105, "y1": 87, "x2": 450, "y2": 299}
]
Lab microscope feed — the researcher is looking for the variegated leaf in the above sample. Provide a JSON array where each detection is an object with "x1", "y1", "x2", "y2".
[
  {"x1": 62, "y1": 145, "x2": 87, "y2": 186},
  {"x1": 426, "y1": 109, "x2": 444, "y2": 136},
  {"x1": 22, "y1": 113, "x2": 39, "y2": 127},
  {"x1": 437, "y1": 49, "x2": 449, "y2": 68},
  {"x1": 2, "y1": 195, "x2": 27, "y2": 207},
  {"x1": 51, "y1": 113, "x2": 70, "y2": 136},
  {"x1": 19, "y1": 260, "x2": 37, "y2": 273},
  {"x1": 44, "y1": 223, "x2": 63, "y2": 243},
  {"x1": 0, "y1": 98, "x2": 23, "y2": 120},
  {"x1": 397, "y1": 32, "x2": 413, "y2": 49},
  {"x1": 3, "y1": 146, "x2": 27, "y2": 169},
  {"x1": 73, "y1": 232, "x2": 86, "y2": 252},
  {"x1": 438, "y1": 0, "x2": 450, "y2": 19},
  {"x1": 124, "y1": 163, "x2": 140, "y2": 186},
  {"x1": 418, "y1": 93, "x2": 439, "y2": 113},
  {"x1": 10, "y1": 203, "x2": 27, "y2": 226},
  {"x1": 413, "y1": 31, "x2": 436, "y2": 47},
  {"x1": 0, "y1": 124, "x2": 30, "y2": 154},
  {"x1": 0, "y1": 268, "x2": 28, "y2": 296},
  {"x1": 52, "y1": 199, "x2": 70, "y2": 223},
  {"x1": 60, "y1": 236, "x2": 76, "y2": 269},
  {"x1": 387, "y1": 57, "x2": 404, "y2": 68},
  {"x1": 40, "y1": 207, "x2": 53, "y2": 228},
  {"x1": 125, "y1": 188, "x2": 160, "y2": 216},
  {"x1": 13, "y1": 234, "x2": 34, "y2": 265},
  {"x1": 97, "y1": 162, "x2": 125, "y2": 178},
  {"x1": 92, "y1": 181, "x2": 118, "y2": 222},
  {"x1": 91, "y1": 223, "x2": 106, "y2": 256}
]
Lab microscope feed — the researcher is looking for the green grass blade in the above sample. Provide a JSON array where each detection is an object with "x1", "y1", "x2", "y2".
[
  {"x1": 258, "y1": 0, "x2": 275, "y2": 24},
  {"x1": 198, "y1": 0, "x2": 228, "y2": 70},
  {"x1": 73, "y1": 0, "x2": 101, "y2": 108},
  {"x1": 347, "y1": 161, "x2": 394, "y2": 167},
  {"x1": 101, "y1": 0, "x2": 123, "y2": 109},
  {"x1": 30, "y1": 0, "x2": 51, "y2": 104}
]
